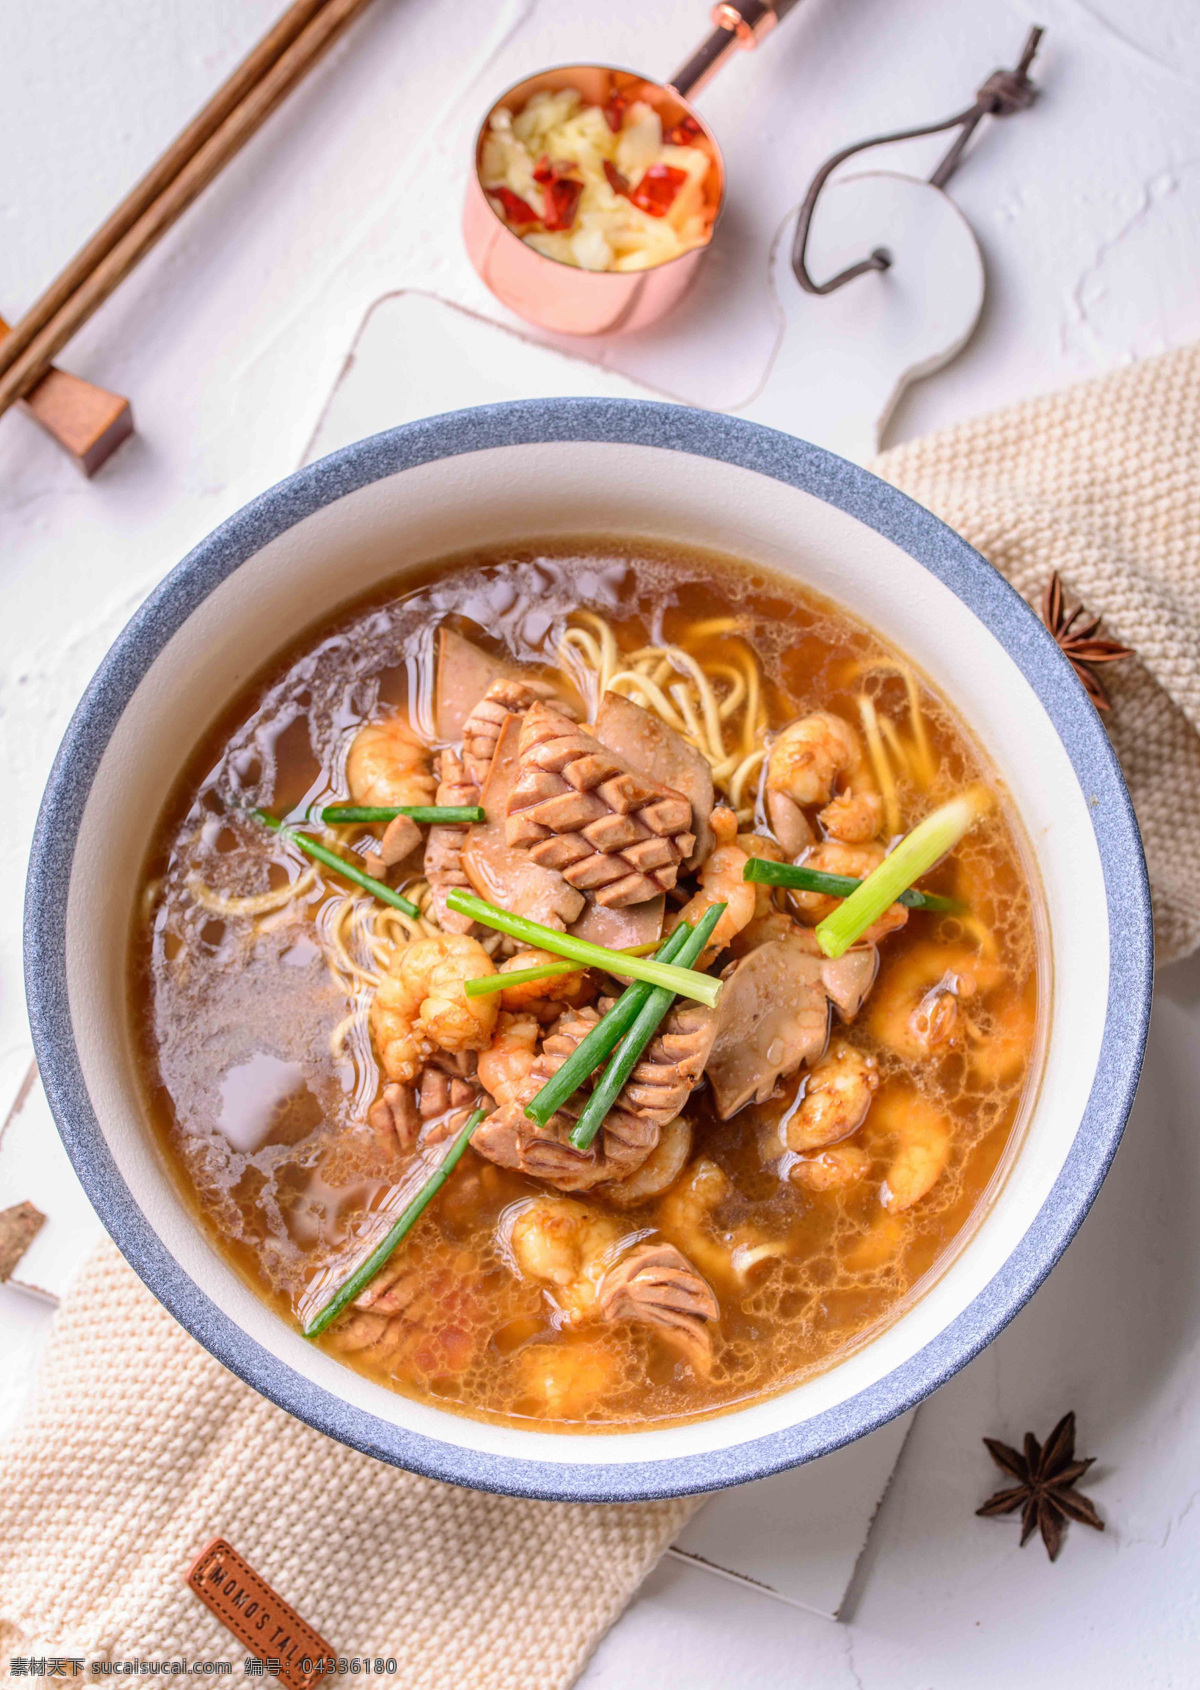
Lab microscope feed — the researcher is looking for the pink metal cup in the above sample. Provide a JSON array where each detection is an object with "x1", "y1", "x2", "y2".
[{"x1": 463, "y1": 3, "x2": 790, "y2": 336}]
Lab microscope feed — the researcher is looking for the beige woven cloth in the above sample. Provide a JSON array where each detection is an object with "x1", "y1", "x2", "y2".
[
  {"x1": 0, "y1": 1245, "x2": 697, "y2": 1685},
  {"x1": 3, "y1": 345, "x2": 1200, "y2": 1687},
  {"x1": 871, "y1": 340, "x2": 1200, "y2": 964}
]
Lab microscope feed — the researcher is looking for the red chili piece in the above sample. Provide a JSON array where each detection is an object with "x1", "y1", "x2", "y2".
[
  {"x1": 603, "y1": 161, "x2": 631, "y2": 197},
  {"x1": 667, "y1": 115, "x2": 704, "y2": 144},
  {"x1": 534, "y1": 157, "x2": 584, "y2": 231},
  {"x1": 603, "y1": 91, "x2": 628, "y2": 133},
  {"x1": 489, "y1": 186, "x2": 540, "y2": 227},
  {"x1": 630, "y1": 164, "x2": 688, "y2": 218}
]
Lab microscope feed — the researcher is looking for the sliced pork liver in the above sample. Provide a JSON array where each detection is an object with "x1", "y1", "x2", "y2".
[
  {"x1": 594, "y1": 692, "x2": 715, "y2": 868},
  {"x1": 706, "y1": 935, "x2": 830, "y2": 1118},
  {"x1": 570, "y1": 894, "x2": 664, "y2": 952},
  {"x1": 434, "y1": 627, "x2": 518, "y2": 741},
  {"x1": 820, "y1": 945, "x2": 879, "y2": 1021}
]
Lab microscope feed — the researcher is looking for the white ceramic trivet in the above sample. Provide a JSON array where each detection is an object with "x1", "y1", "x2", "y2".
[{"x1": 741, "y1": 173, "x2": 985, "y2": 461}]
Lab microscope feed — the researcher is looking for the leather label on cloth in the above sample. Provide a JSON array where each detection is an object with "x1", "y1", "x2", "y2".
[{"x1": 186, "y1": 1537, "x2": 334, "y2": 1688}]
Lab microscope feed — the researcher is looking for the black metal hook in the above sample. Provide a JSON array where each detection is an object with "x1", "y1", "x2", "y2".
[{"x1": 791, "y1": 26, "x2": 1044, "y2": 297}]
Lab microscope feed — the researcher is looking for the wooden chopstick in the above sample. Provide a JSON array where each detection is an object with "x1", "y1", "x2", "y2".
[
  {"x1": 0, "y1": 0, "x2": 376, "y2": 423},
  {"x1": 0, "y1": 0, "x2": 330, "y2": 391}
]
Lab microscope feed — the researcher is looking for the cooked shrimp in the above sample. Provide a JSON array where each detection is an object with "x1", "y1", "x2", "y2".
[
  {"x1": 599, "y1": 1115, "x2": 694, "y2": 1208},
  {"x1": 843, "y1": 1212, "x2": 907, "y2": 1272},
  {"x1": 868, "y1": 941, "x2": 996, "y2": 1063},
  {"x1": 657, "y1": 1158, "x2": 735, "y2": 1287},
  {"x1": 790, "y1": 1143, "x2": 871, "y2": 1193},
  {"x1": 370, "y1": 933, "x2": 498, "y2": 1082},
  {"x1": 788, "y1": 840, "x2": 909, "y2": 942},
  {"x1": 508, "y1": 1194, "x2": 623, "y2": 1323},
  {"x1": 870, "y1": 1088, "x2": 953, "y2": 1211},
  {"x1": 967, "y1": 992, "x2": 1037, "y2": 1086},
  {"x1": 737, "y1": 831, "x2": 785, "y2": 921},
  {"x1": 497, "y1": 949, "x2": 594, "y2": 1019},
  {"x1": 787, "y1": 1042, "x2": 879, "y2": 1152},
  {"x1": 477, "y1": 1011, "x2": 540, "y2": 1106},
  {"x1": 710, "y1": 803, "x2": 739, "y2": 848},
  {"x1": 518, "y1": 1340, "x2": 619, "y2": 1418},
  {"x1": 767, "y1": 712, "x2": 882, "y2": 846},
  {"x1": 672, "y1": 816, "x2": 756, "y2": 964},
  {"x1": 788, "y1": 841, "x2": 882, "y2": 919},
  {"x1": 346, "y1": 714, "x2": 437, "y2": 809}
]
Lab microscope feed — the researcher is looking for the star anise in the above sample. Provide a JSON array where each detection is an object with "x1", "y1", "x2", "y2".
[
  {"x1": 1040, "y1": 572, "x2": 1132, "y2": 711},
  {"x1": 977, "y1": 1410, "x2": 1104, "y2": 1561}
]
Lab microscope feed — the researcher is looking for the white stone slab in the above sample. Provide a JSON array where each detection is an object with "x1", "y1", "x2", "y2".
[
  {"x1": 4, "y1": 3, "x2": 1200, "y2": 1681},
  {"x1": 670, "y1": 1410, "x2": 915, "y2": 1619},
  {"x1": 305, "y1": 290, "x2": 660, "y2": 465}
]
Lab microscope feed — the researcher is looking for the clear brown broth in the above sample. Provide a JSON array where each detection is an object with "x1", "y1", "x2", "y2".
[{"x1": 130, "y1": 541, "x2": 1042, "y2": 1429}]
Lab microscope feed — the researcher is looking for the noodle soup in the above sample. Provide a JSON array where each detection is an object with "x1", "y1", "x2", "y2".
[{"x1": 131, "y1": 542, "x2": 1042, "y2": 1429}]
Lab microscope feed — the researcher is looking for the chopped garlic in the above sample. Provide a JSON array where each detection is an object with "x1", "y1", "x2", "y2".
[{"x1": 480, "y1": 88, "x2": 715, "y2": 272}]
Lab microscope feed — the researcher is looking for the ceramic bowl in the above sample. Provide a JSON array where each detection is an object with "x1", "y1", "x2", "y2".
[{"x1": 25, "y1": 400, "x2": 1152, "y2": 1501}]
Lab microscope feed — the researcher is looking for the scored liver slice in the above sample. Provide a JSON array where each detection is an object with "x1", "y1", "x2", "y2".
[
  {"x1": 506, "y1": 701, "x2": 696, "y2": 908},
  {"x1": 462, "y1": 713, "x2": 584, "y2": 929},
  {"x1": 595, "y1": 692, "x2": 715, "y2": 868}
]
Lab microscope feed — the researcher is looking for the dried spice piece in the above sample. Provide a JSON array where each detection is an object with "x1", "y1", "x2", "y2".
[
  {"x1": 977, "y1": 1411, "x2": 1104, "y2": 1561},
  {"x1": 604, "y1": 160, "x2": 631, "y2": 197},
  {"x1": 534, "y1": 157, "x2": 584, "y2": 231},
  {"x1": 1040, "y1": 571, "x2": 1133, "y2": 712},
  {"x1": 506, "y1": 700, "x2": 697, "y2": 906},
  {"x1": 0, "y1": 1200, "x2": 46, "y2": 1281},
  {"x1": 667, "y1": 114, "x2": 704, "y2": 144},
  {"x1": 602, "y1": 90, "x2": 628, "y2": 133},
  {"x1": 630, "y1": 163, "x2": 688, "y2": 218},
  {"x1": 488, "y1": 186, "x2": 540, "y2": 227}
]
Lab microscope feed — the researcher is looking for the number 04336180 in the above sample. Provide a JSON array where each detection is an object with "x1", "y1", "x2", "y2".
[{"x1": 301, "y1": 1663, "x2": 398, "y2": 1677}]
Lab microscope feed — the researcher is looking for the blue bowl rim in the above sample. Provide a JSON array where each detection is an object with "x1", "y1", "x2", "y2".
[{"x1": 24, "y1": 397, "x2": 1153, "y2": 1502}]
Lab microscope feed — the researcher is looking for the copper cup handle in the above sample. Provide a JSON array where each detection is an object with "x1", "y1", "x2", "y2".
[{"x1": 669, "y1": 0, "x2": 801, "y2": 99}]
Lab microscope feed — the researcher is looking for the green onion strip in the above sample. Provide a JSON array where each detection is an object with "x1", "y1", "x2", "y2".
[
  {"x1": 445, "y1": 889, "x2": 721, "y2": 1007},
  {"x1": 463, "y1": 943, "x2": 659, "y2": 999},
  {"x1": 320, "y1": 804, "x2": 484, "y2": 826},
  {"x1": 569, "y1": 903, "x2": 725, "y2": 1152},
  {"x1": 742, "y1": 855, "x2": 964, "y2": 914},
  {"x1": 814, "y1": 788, "x2": 989, "y2": 959},
  {"x1": 253, "y1": 810, "x2": 420, "y2": 919},
  {"x1": 302, "y1": 1106, "x2": 486, "y2": 1339}
]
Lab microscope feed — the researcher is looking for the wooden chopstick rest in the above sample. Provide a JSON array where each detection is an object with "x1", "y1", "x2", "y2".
[
  {"x1": 0, "y1": 0, "x2": 377, "y2": 425},
  {"x1": 0, "y1": 314, "x2": 133, "y2": 476}
]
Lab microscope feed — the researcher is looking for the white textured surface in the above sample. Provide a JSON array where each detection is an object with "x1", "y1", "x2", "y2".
[
  {"x1": 0, "y1": 1070, "x2": 107, "y2": 1300},
  {"x1": 2, "y1": 0, "x2": 1199, "y2": 1683}
]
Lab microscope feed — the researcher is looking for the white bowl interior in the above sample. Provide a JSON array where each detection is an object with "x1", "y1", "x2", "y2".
[{"x1": 66, "y1": 442, "x2": 1107, "y2": 1468}]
